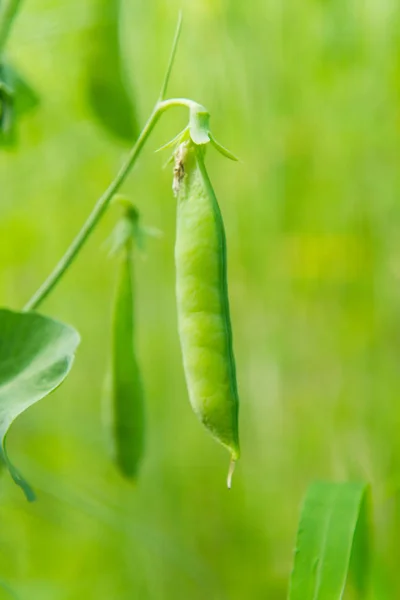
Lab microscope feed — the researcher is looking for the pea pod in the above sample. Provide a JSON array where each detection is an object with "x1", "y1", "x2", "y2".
[
  {"x1": 106, "y1": 206, "x2": 144, "y2": 479},
  {"x1": 85, "y1": 0, "x2": 139, "y2": 142},
  {"x1": 173, "y1": 140, "x2": 240, "y2": 485}
]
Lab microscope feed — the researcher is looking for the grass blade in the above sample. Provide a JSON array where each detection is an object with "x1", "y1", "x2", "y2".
[{"x1": 288, "y1": 481, "x2": 371, "y2": 600}]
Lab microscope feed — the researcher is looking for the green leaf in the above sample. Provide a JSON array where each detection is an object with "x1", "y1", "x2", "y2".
[
  {"x1": 104, "y1": 241, "x2": 144, "y2": 479},
  {"x1": 0, "y1": 309, "x2": 80, "y2": 501},
  {"x1": 85, "y1": 0, "x2": 139, "y2": 142},
  {"x1": 288, "y1": 481, "x2": 371, "y2": 600}
]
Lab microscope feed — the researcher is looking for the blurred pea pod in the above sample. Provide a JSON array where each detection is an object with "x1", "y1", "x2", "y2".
[
  {"x1": 85, "y1": 0, "x2": 139, "y2": 142},
  {"x1": 104, "y1": 202, "x2": 148, "y2": 479},
  {"x1": 0, "y1": 62, "x2": 39, "y2": 146},
  {"x1": 173, "y1": 139, "x2": 240, "y2": 486}
]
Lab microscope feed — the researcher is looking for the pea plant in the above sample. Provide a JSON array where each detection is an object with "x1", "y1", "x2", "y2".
[
  {"x1": 0, "y1": 7, "x2": 241, "y2": 500},
  {"x1": 0, "y1": 2, "x2": 374, "y2": 599}
]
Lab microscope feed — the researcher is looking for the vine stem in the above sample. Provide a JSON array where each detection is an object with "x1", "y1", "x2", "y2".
[
  {"x1": 23, "y1": 98, "x2": 196, "y2": 312},
  {"x1": 0, "y1": 0, "x2": 23, "y2": 55},
  {"x1": 23, "y1": 12, "x2": 192, "y2": 312},
  {"x1": 159, "y1": 10, "x2": 182, "y2": 101}
]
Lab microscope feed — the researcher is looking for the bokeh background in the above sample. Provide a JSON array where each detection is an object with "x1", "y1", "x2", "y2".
[{"x1": 1, "y1": 0, "x2": 400, "y2": 597}]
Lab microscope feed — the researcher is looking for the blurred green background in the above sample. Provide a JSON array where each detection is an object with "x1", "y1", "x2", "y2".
[{"x1": 1, "y1": 0, "x2": 400, "y2": 597}]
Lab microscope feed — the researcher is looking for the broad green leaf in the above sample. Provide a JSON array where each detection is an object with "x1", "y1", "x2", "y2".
[
  {"x1": 85, "y1": 0, "x2": 139, "y2": 142},
  {"x1": 104, "y1": 242, "x2": 144, "y2": 479},
  {"x1": 0, "y1": 309, "x2": 80, "y2": 501},
  {"x1": 288, "y1": 481, "x2": 371, "y2": 600}
]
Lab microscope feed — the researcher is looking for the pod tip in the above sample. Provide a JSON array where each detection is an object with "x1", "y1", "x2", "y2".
[{"x1": 227, "y1": 457, "x2": 236, "y2": 489}]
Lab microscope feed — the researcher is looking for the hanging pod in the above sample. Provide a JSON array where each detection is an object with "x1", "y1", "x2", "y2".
[
  {"x1": 173, "y1": 140, "x2": 240, "y2": 486},
  {"x1": 105, "y1": 204, "x2": 145, "y2": 479},
  {"x1": 85, "y1": 0, "x2": 139, "y2": 142}
]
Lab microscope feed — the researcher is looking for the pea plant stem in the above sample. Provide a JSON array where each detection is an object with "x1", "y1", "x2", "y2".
[
  {"x1": 23, "y1": 11, "x2": 192, "y2": 312},
  {"x1": 158, "y1": 10, "x2": 182, "y2": 101},
  {"x1": 0, "y1": 0, "x2": 23, "y2": 55},
  {"x1": 23, "y1": 97, "x2": 197, "y2": 312}
]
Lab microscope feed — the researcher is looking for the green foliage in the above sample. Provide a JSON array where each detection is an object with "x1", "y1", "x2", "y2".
[
  {"x1": 0, "y1": 309, "x2": 79, "y2": 500},
  {"x1": 288, "y1": 482, "x2": 370, "y2": 599}
]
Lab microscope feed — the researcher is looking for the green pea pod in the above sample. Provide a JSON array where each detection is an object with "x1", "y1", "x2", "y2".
[
  {"x1": 107, "y1": 230, "x2": 144, "y2": 479},
  {"x1": 86, "y1": 0, "x2": 139, "y2": 142},
  {"x1": 174, "y1": 141, "x2": 240, "y2": 486}
]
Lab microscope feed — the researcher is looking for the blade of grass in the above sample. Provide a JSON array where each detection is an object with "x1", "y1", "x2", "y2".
[{"x1": 288, "y1": 481, "x2": 371, "y2": 600}]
